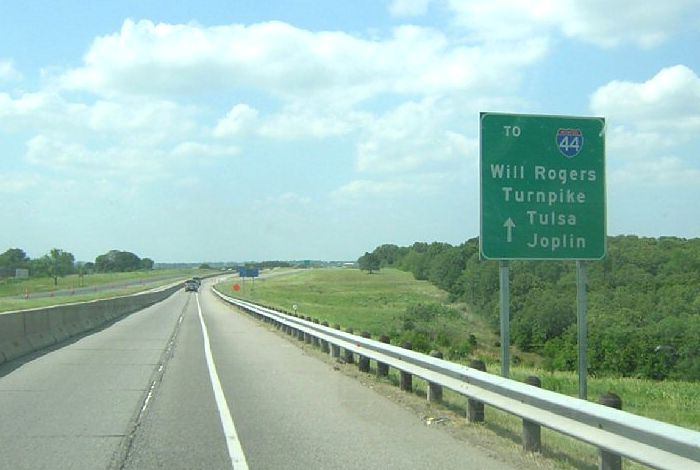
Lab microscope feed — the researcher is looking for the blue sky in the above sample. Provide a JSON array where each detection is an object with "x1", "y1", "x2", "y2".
[{"x1": 1, "y1": 0, "x2": 699, "y2": 263}]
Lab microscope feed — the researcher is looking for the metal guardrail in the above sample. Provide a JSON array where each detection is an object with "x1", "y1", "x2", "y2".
[{"x1": 213, "y1": 290, "x2": 700, "y2": 470}]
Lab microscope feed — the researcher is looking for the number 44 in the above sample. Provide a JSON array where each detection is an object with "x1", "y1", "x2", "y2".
[{"x1": 559, "y1": 135, "x2": 581, "y2": 151}]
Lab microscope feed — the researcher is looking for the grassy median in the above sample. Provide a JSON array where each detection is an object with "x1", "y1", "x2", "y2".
[{"x1": 0, "y1": 269, "x2": 216, "y2": 313}]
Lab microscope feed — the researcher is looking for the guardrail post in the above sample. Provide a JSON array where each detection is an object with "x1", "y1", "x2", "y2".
[
  {"x1": 467, "y1": 360, "x2": 486, "y2": 423},
  {"x1": 344, "y1": 328, "x2": 355, "y2": 363},
  {"x1": 427, "y1": 350, "x2": 444, "y2": 402},
  {"x1": 292, "y1": 314, "x2": 301, "y2": 338},
  {"x1": 312, "y1": 319, "x2": 321, "y2": 347},
  {"x1": 304, "y1": 317, "x2": 313, "y2": 344},
  {"x1": 599, "y1": 393, "x2": 623, "y2": 470},
  {"x1": 320, "y1": 322, "x2": 330, "y2": 353},
  {"x1": 522, "y1": 376, "x2": 542, "y2": 452},
  {"x1": 331, "y1": 324, "x2": 341, "y2": 358},
  {"x1": 358, "y1": 332, "x2": 371, "y2": 372},
  {"x1": 377, "y1": 335, "x2": 390, "y2": 377},
  {"x1": 400, "y1": 342, "x2": 413, "y2": 392}
]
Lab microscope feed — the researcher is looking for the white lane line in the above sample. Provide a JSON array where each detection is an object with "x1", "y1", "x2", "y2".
[{"x1": 196, "y1": 294, "x2": 249, "y2": 470}]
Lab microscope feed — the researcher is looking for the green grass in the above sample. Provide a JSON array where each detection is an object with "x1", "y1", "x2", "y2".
[
  {"x1": 506, "y1": 367, "x2": 700, "y2": 431},
  {"x1": 219, "y1": 267, "x2": 513, "y2": 363},
  {"x1": 0, "y1": 269, "x2": 216, "y2": 313},
  {"x1": 217, "y1": 267, "x2": 700, "y2": 433},
  {"x1": 222, "y1": 267, "x2": 447, "y2": 334}
]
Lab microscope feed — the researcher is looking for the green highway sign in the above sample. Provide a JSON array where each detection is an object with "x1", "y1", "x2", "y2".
[{"x1": 480, "y1": 112, "x2": 606, "y2": 260}]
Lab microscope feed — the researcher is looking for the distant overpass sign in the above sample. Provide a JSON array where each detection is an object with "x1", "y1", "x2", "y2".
[{"x1": 480, "y1": 113, "x2": 606, "y2": 260}]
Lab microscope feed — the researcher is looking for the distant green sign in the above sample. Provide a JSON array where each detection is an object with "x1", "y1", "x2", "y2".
[{"x1": 480, "y1": 113, "x2": 606, "y2": 260}]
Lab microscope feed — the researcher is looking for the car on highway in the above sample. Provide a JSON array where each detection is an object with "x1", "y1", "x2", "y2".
[{"x1": 184, "y1": 280, "x2": 199, "y2": 292}]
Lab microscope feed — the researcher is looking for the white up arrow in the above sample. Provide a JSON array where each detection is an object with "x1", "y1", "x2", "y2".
[{"x1": 503, "y1": 218, "x2": 515, "y2": 242}]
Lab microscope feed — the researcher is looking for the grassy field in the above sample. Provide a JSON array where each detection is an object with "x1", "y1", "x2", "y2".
[
  {"x1": 0, "y1": 269, "x2": 215, "y2": 313},
  {"x1": 224, "y1": 267, "x2": 447, "y2": 332},
  {"x1": 216, "y1": 267, "x2": 700, "y2": 433},
  {"x1": 219, "y1": 267, "x2": 519, "y2": 363}
]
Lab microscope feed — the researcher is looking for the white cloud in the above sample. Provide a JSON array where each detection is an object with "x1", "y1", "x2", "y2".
[
  {"x1": 171, "y1": 141, "x2": 239, "y2": 158},
  {"x1": 331, "y1": 170, "x2": 459, "y2": 203},
  {"x1": 447, "y1": 0, "x2": 699, "y2": 48},
  {"x1": 213, "y1": 104, "x2": 259, "y2": 137},
  {"x1": 87, "y1": 98, "x2": 199, "y2": 139},
  {"x1": 590, "y1": 65, "x2": 700, "y2": 187},
  {"x1": 259, "y1": 105, "x2": 371, "y2": 140},
  {"x1": 0, "y1": 172, "x2": 38, "y2": 193},
  {"x1": 355, "y1": 98, "x2": 475, "y2": 173},
  {"x1": 256, "y1": 192, "x2": 313, "y2": 206},
  {"x1": 25, "y1": 135, "x2": 164, "y2": 178},
  {"x1": 0, "y1": 60, "x2": 21, "y2": 81},
  {"x1": 389, "y1": 0, "x2": 433, "y2": 17},
  {"x1": 56, "y1": 19, "x2": 545, "y2": 103},
  {"x1": 0, "y1": 90, "x2": 210, "y2": 183},
  {"x1": 331, "y1": 179, "x2": 411, "y2": 200},
  {"x1": 612, "y1": 156, "x2": 700, "y2": 187},
  {"x1": 0, "y1": 91, "x2": 199, "y2": 145},
  {"x1": 591, "y1": 65, "x2": 700, "y2": 133}
]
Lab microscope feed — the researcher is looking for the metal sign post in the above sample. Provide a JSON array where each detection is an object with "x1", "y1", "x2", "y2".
[
  {"x1": 480, "y1": 112, "x2": 606, "y2": 386},
  {"x1": 576, "y1": 261, "x2": 588, "y2": 399},
  {"x1": 500, "y1": 261, "x2": 511, "y2": 378}
]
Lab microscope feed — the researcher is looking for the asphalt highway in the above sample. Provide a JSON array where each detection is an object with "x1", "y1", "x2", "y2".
[{"x1": 0, "y1": 277, "x2": 532, "y2": 469}]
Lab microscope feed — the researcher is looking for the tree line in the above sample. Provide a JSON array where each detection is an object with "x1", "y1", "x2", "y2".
[
  {"x1": 0, "y1": 248, "x2": 155, "y2": 285},
  {"x1": 359, "y1": 236, "x2": 700, "y2": 381}
]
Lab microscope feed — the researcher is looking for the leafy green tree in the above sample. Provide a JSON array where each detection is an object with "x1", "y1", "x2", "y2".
[
  {"x1": 361, "y1": 234, "x2": 700, "y2": 380},
  {"x1": 0, "y1": 248, "x2": 30, "y2": 277},
  {"x1": 95, "y1": 250, "x2": 147, "y2": 272},
  {"x1": 0, "y1": 248, "x2": 30, "y2": 269},
  {"x1": 358, "y1": 252, "x2": 380, "y2": 274},
  {"x1": 42, "y1": 248, "x2": 76, "y2": 286}
]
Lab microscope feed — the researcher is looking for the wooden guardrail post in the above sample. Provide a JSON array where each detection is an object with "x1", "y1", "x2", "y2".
[
  {"x1": 599, "y1": 393, "x2": 623, "y2": 470},
  {"x1": 400, "y1": 342, "x2": 413, "y2": 392},
  {"x1": 320, "y1": 322, "x2": 330, "y2": 353},
  {"x1": 304, "y1": 317, "x2": 313, "y2": 344},
  {"x1": 331, "y1": 324, "x2": 341, "y2": 358},
  {"x1": 312, "y1": 319, "x2": 321, "y2": 347},
  {"x1": 377, "y1": 335, "x2": 390, "y2": 377},
  {"x1": 467, "y1": 359, "x2": 486, "y2": 423},
  {"x1": 522, "y1": 376, "x2": 542, "y2": 452},
  {"x1": 427, "y1": 350, "x2": 444, "y2": 402},
  {"x1": 296, "y1": 318, "x2": 305, "y2": 341},
  {"x1": 358, "y1": 332, "x2": 371, "y2": 372},
  {"x1": 344, "y1": 328, "x2": 355, "y2": 363}
]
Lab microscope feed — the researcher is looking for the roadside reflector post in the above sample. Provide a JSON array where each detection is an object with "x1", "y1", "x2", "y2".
[
  {"x1": 399, "y1": 342, "x2": 413, "y2": 392},
  {"x1": 599, "y1": 393, "x2": 623, "y2": 470},
  {"x1": 377, "y1": 335, "x2": 390, "y2": 376},
  {"x1": 427, "y1": 350, "x2": 444, "y2": 402},
  {"x1": 467, "y1": 360, "x2": 486, "y2": 423},
  {"x1": 522, "y1": 376, "x2": 542, "y2": 452},
  {"x1": 358, "y1": 332, "x2": 371, "y2": 372}
]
